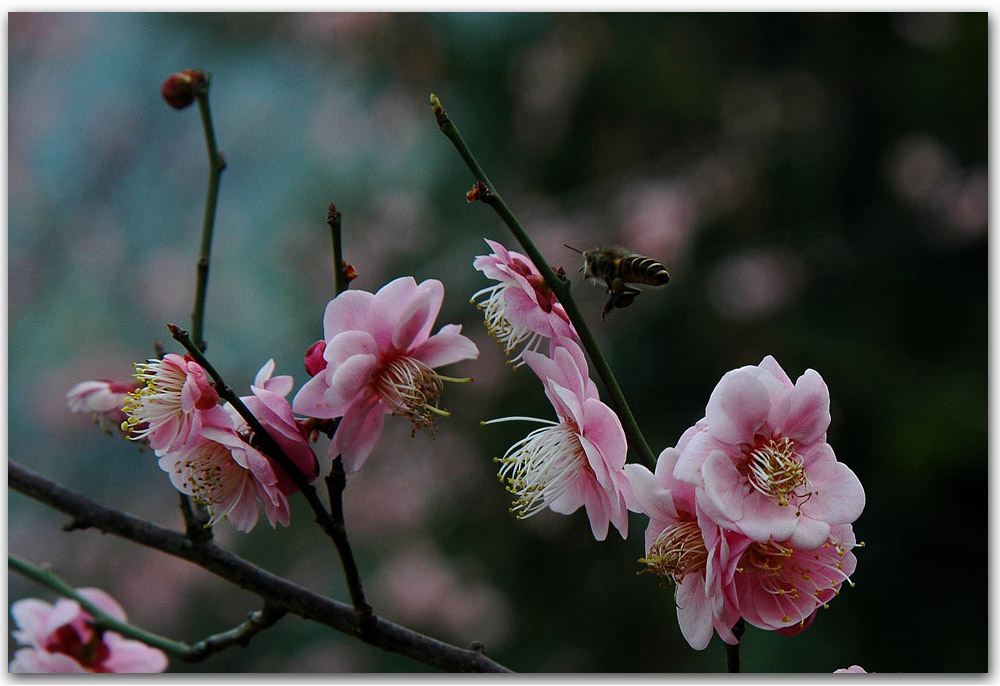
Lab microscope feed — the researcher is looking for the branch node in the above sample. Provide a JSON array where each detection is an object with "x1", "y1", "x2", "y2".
[{"x1": 471, "y1": 641, "x2": 486, "y2": 653}]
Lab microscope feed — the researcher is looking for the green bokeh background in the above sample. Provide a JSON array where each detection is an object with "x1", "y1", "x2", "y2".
[{"x1": 8, "y1": 12, "x2": 987, "y2": 673}]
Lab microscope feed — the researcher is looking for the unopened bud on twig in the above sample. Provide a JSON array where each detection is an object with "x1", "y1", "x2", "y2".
[{"x1": 161, "y1": 69, "x2": 206, "y2": 110}]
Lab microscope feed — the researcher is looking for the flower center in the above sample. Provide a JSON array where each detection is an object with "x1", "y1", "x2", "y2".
[
  {"x1": 494, "y1": 421, "x2": 586, "y2": 519},
  {"x1": 45, "y1": 624, "x2": 110, "y2": 672},
  {"x1": 639, "y1": 520, "x2": 708, "y2": 584},
  {"x1": 174, "y1": 441, "x2": 246, "y2": 525},
  {"x1": 120, "y1": 360, "x2": 188, "y2": 439},
  {"x1": 375, "y1": 356, "x2": 463, "y2": 435},
  {"x1": 737, "y1": 536, "x2": 857, "y2": 626},
  {"x1": 746, "y1": 437, "x2": 809, "y2": 507},
  {"x1": 470, "y1": 283, "x2": 544, "y2": 367}
]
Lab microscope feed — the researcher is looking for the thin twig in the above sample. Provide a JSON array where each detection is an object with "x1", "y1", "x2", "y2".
[
  {"x1": 186, "y1": 604, "x2": 286, "y2": 662},
  {"x1": 8, "y1": 460, "x2": 510, "y2": 672},
  {"x1": 430, "y1": 93, "x2": 656, "y2": 469},
  {"x1": 190, "y1": 73, "x2": 227, "y2": 352},
  {"x1": 726, "y1": 619, "x2": 746, "y2": 673},
  {"x1": 327, "y1": 203, "x2": 348, "y2": 297}
]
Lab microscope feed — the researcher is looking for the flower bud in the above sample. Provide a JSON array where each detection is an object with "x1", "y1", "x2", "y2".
[
  {"x1": 304, "y1": 340, "x2": 327, "y2": 376},
  {"x1": 160, "y1": 69, "x2": 206, "y2": 110}
]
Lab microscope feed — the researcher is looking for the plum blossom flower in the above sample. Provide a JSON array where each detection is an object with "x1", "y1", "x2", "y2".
[
  {"x1": 158, "y1": 405, "x2": 289, "y2": 532},
  {"x1": 121, "y1": 353, "x2": 219, "y2": 453},
  {"x1": 486, "y1": 337, "x2": 629, "y2": 540},
  {"x1": 66, "y1": 379, "x2": 138, "y2": 432},
  {"x1": 673, "y1": 355, "x2": 865, "y2": 549},
  {"x1": 733, "y1": 523, "x2": 859, "y2": 633},
  {"x1": 625, "y1": 447, "x2": 749, "y2": 650},
  {"x1": 232, "y1": 359, "x2": 319, "y2": 495},
  {"x1": 472, "y1": 239, "x2": 576, "y2": 367},
  {"x1": 9, "y1": 588, "x2": 168, "y2": 673},
  {"x1": 293, "y1": 277, "x2": 479, "y2": 473},
  {"x1": 834, "y1": 665, "x2": 869, "y2": 673}
]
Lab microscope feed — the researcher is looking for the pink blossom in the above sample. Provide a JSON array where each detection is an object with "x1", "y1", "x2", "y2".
[
  {"x1": 488, "y1": 337, "x2": 630, "y2": 540},
  {"x1": 733, "y1": 523, "x2": 859, "y2": 633},
  {"x1": 66, "y1": 379, "x2": 138, "y2": 432},
  {"x1": 9, "y1": 588, "x2": 168, "y2": 673},
  {"x1": 834, "y1": 665, "x2": 869, "y2": 673},
  {"x1": 625, "y1": 448, "x2": 748, "y2": 650},
  {"x1": 293, "y1": 276, "x2": 479, "y2": 473},
  {"x1": 234, "y1": 359, "x2": 319, "y2": 495},
  {"x1": 472, "y1": 238, "x2": 576, "y2": 367},
  {"x1": 158, "y1": 405, "x2": 290, "y2": 532},
  {"x1": 673, "y1": 355, "x2": 865, "y2": 549},
  {"x1": 121, "y1": 353, "x2": 220, "y2": 453}
]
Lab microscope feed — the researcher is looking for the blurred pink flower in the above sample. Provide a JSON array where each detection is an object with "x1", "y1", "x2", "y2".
[
  {"x1": 489, "y1": 337, "x2": 629, "y2": 540},
  {"x1": 733, "y1": 523, "x2": 859, "y2": 633},
  {"x1": 472, "y1": 239, "x2": 576, "y2": 367},
  {"x1": 625, "y1": 448, "x2": 748, "y2": 650},
  {"x1": 66, "y1": 379, "x2": 138, "y2": 432},
  {"x1": 9, "y1": 588, "x2": 168, "y2": 673},
  {"x1": 122, "y1": 353, "x2": 219, "y2": 453},
  {"x1": 834, "y1": 665, "x2": 869, "y2": 673},
  {"x1": 233, "y1": 359, "x2": 319, "y2": 495},
  {"x1": 293, "y1": 277, "x2": 478, "y2": 473},
  {"x1": 158, "y1": 405, "x2": 289, "y2": 532},
  {"x1": 673, "y1": 355, "x2": 865, "y2": 549}
]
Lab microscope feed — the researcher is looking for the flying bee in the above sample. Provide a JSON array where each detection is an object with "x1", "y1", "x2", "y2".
[{"x1": 565, "y1": 245, "x2": 670, "y2": 319}]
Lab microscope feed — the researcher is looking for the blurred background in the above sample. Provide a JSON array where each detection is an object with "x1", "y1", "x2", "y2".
[{"x1": 8, "y1": 12, "x2": 987, "y2": 673}]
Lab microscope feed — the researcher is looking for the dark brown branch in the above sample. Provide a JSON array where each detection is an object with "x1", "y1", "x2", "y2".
[
  {"x1": 325, "y1": 457, "x2": 374, "y2": 637},
  {"x1": 186, "y1": 604, "x2": 286, "y2": 662},
  {"x1": 8, "y1": 461, "x2": 510, "y2": 672}
]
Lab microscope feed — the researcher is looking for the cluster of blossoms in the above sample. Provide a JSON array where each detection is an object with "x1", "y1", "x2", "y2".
[
  {"x1": 473, "y1": 240, "x2": 865, "y2": 650},
  {"x1": 118, "y1": 354, "x2": 319, "y2": 532},
  {"x1": 9, "y1": 588, "x2": 167, "y2": 673},
  {"x1": 626, "y1": 356, "x2": 865, "y2": 649}
]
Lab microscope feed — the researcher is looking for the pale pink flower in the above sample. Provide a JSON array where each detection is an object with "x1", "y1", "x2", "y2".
[
  {"x1": 233, "y1": 359, "x2": 319, "y2": 495},
  {"x1": 158, "y1": 405, "x2": 290, "y2": 532},
  {"x1": 834, "y1": 665, "x2": 869, "y2": 673},
  {"x1": 472, "y1": 238, "x2": 576, "y2": 367},
  {"x1": 66, "y1": 379, "x2": 138, "y2": 432},
  {"x1": 733, "y1": 523, "x2": 859, "y2": 633},
  {"x1": 625, "y1": 448, "x2": 748, "y2": 650},
  {"x1": 9, "y1": 588, "x2": 168, "y2": 673},
  {"x1": 121, "y1": 353, "x2": 219, "y2": 453},
  {"x1": 487, "y1": 337, "x2": 629, "y2": 540},
  {"x1": 673, "y1": 355, "x2": 865, "y2": 549},
  {"x1": 293, "y1": 276, "x2": 479, "y2": 472}
]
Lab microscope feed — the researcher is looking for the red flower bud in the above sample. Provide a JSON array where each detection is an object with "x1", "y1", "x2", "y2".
[
  {"x1": 304, "y1": 340, "x2": 327, "y2": 377},
  {"x1": 160, "y1": 69, "x2": 206, "y2": 110}
]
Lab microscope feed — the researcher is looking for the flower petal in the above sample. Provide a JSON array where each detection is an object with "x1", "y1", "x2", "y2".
[
  {"x1": 323, "y1": 290, "x2": 374, "y2": 340},
  {"x1": 411, "y1": 324, "x2": 479, "y2": 368},
  {"x1": 799, "y1": 460, "x2": 866, "y2": 525},
  {"x1": 581, "y1": 397, "x2": 627, "y2": 470},
  {"x1": 782, "y1": 369, "x2": 831, "y2": 445},
  {"x1": 332, "y1": 396, "x2": 386, "y2": 473},
  {"x1": 364, "y1": 276, "x2": 418, "y2": 350},
  {"x1": 705, "y1": 368, "x2": 771, "y2": 446},
  {"x1": 701, "y1": 450, "x2": 746, "y2": 522},
  {"x1": 676, "y1": 577, "x2": 714, "y2": 651},
  {"x1": 392, "y1": 279, "x2": 444, "y2": 352}
]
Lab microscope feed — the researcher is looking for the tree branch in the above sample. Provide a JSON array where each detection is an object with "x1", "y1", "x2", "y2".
[
  {"x1": 8, "y1": 460, "x2": 510, "y2": 672},
  {"x1": 430, "y1": 93, "x2": 657, "y2": 469}
]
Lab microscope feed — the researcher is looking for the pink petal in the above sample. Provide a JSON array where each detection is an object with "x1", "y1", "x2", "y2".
[
  {"x1": 705, "y1": 368, "x2": 771, "y2": 446},
  {"x1": 549, "y1": 381, "x2": 585, "y2": 427},
  {"x1": 76, "y1": 588, "x2": 127, "y2": 623},
  {"x1": 701, "y1": 450, "x2": 746, "y2": 523},
  {"x1": 325, "y1": 330, "x2": 379, "y2": 367},
  {"x1": 102, "y1": 635, "x2": 169, "y2": 673},
  {"x1": 581, "y1": 397, "x2": 627, "y2": 470},
  {"x1": 253, "y1": 359, "x2": 277, "y2": 387},
  {"x1": 781, "y1": 369, "x2": 831, "y2": 445},
  {"x1": 672, "y1": 429, "x2": 714, "y2": 488},
  {"x1": 582, "y1": 478, "x2": 612, "y2": 541},
  {"x1": 332, "y1": 396, "x2": 386, "y2": 473},
  {"x1": 411, "y1": 324, "x2": 479, "y2": 368},
  {"x1": 323, "y1": 354, "x2": 378, "y2": 417},
  {"x1": 291, "y1": 372, "x2": 332, "y2": 417},
  {"x1": 322, "y1": 290, "x2": 374, "y2": 340},
  {"x1": 675, "y1": 577, "x2": 714, "y2": 651},
  {"x1": 10, "y1": 599, "x2": 55, "y2": 645},
  {"x1": 787, "y1": 516, "x2": 831, "y2": 550},
  {"x1": 737, "y1": 491, "x2": 798, "y2": 543},
  {"x1": 757, "y1": 354, "x2": 793, "y2": 390},
  {"x1": 392, "y1": 279, "x2": 444, "y2": 351},
  {"x1": 363, "y1": 277, "x2": 418, "y2": 350},
  {"x1": 799, "y1": 460, "x2": 866, "y2": 525},
  {"x1": 10, "y1": 649, "x2": 86, "y2": 673}
]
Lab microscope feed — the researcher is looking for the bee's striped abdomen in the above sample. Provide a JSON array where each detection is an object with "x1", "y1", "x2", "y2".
[{"x1": 622, "y1": 255, "x2": 670, "y2": 286}]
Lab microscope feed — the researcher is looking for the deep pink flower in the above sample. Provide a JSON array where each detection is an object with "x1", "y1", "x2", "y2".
[
  {"x1": 472, "y1": 239, "x2": 576, "y2": 367},
  {"x1": 293, "y1": 276, "x2": 479, "y2": 473},
  {"x1": 9, "y1": 588, "x2": 168, "y2": 673},
  {"x1": 122, "y1": 353, "x2": 220, "y2": 453},
  {"x1": 733, "y1": 523, "x2": 859, "y2": 633},
  {"x1": 158, "y1": 405, "x2": 290, "y2": 532},
  {"x1": 673, "y1": 356, "x2": 865, "y2": 549},
  {"x1": 234, "y1": 359, "x2": 319, "y2": 495},
  {"x1": 488, "y1": 337, "x2": 629, "y2": 540},
  {"x1": 304, "y1": 340, "x2": 327, "y2": 376},
  {"x1": 625, "y1": 448, "x2": 749, "y2": 650}
]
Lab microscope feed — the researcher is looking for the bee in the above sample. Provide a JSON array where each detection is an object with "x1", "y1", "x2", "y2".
[{"x1": 565, "y1": 245, "x2": 670, "y2": 319}]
